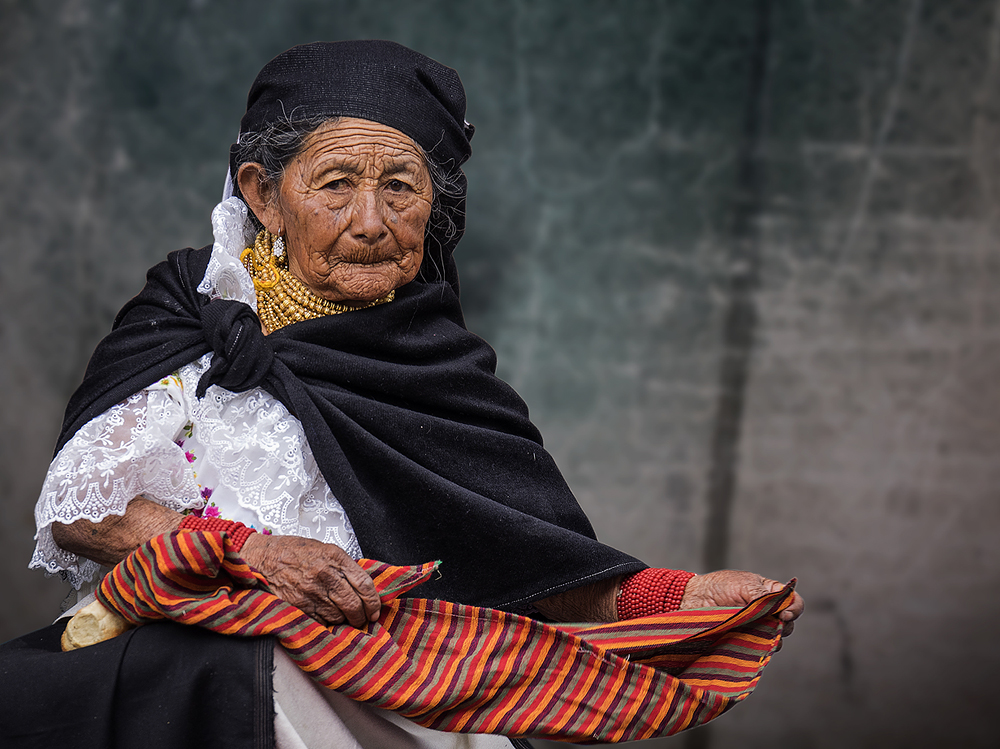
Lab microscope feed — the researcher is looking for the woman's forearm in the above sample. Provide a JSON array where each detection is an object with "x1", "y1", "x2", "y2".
[
  {"x1": 50, "y1": 496, "x2": 184, "y2": 568},
  {"x1": 533, "y1": 575, "x2": 623, "y2": 623}
]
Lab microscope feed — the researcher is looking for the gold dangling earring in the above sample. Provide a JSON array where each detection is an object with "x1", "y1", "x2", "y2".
[{"x1": 241, "y1": 229, "x2": 283, "y2": 289}]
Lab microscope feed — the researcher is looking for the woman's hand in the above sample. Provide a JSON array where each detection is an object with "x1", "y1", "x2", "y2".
[
  {"x1": 681, "y1": 569, "x2": 804, "y2": 636},
  {"x1": 240, "y1": 533, "x2": 381, "y2": 629}
]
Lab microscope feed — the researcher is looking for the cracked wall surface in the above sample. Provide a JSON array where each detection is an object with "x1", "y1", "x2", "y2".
[{"x1": 2, "y1": 1, "x2": 998, "y2": 747}]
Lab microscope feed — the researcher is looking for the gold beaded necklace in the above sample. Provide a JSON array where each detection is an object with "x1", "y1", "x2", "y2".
[{"x1": 241, "y1": 229, "x2": 395, "y2": 333}]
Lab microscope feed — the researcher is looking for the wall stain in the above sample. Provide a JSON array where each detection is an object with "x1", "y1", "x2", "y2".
[{"x1": 702, "y1": 0, "x2": 773, "y2": 575}]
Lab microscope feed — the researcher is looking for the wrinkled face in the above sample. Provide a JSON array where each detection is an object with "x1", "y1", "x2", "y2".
[{"x1": 256, "y1": 117, "x2": 433, "y2": 303}]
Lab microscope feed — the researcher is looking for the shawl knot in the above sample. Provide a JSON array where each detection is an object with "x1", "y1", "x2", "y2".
[{"x1": 197, "y1": 300, "x2": 273, "y2": 397}]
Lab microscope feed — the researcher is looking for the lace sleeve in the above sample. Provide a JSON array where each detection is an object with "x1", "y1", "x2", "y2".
[{"x1": 30, "y1": 377, "x2": 204, "y2": 589}]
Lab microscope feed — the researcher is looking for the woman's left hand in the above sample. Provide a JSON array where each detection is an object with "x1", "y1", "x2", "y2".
[{"x1": 681, "y1": 570, "x2": 804, "y2": 637}]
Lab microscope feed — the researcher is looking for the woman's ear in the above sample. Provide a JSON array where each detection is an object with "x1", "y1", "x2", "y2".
[{"x1": 237, "y1": 163, "x2": 283, "y2": 234}]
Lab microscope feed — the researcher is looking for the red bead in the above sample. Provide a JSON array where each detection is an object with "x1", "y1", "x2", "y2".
[
  {"x1": 616, "y1": 568, "x2": 695, "y2": 621},
  {"x1": 179, "y1": 514, "x2": 257, "y2": 552}
]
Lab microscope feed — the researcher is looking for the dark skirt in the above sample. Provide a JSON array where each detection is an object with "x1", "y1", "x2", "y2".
[{"x1": 0, "y1": 620, "x2": 274, "y2": 749}]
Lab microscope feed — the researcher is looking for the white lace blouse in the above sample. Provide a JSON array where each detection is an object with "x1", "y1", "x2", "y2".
[{"x1": 30, "y1": 197, "x2": 362, "y2": 591}]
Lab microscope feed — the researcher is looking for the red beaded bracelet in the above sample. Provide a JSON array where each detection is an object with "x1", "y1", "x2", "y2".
[
  {"x1": 178, "y1": 514, "x2": 257, "y2": 552},
  {"x1": 616, "y1": 568, "x2": 696, "y2": 620}
]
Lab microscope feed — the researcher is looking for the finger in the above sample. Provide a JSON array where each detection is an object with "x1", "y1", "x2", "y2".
[
  {"x1": 744, "y1": 576, "x2": 779, "y2": 603},
  {"x1": 321, "y1": 567, "x2": 371, "y2": 628},
  {"x1": 305, "y1": 599, "x2": 346, "y2": 628},
  {"x1": 779, "y1": 591, "x2": 805, "y2": 621},
  {"x1": 763, "y1": 580, "x2": 803, "y2": 620},
  {"x1": 781, "y1": 621, "x2": 795, "y2": 638},
  {"x1": 336, "y1": 561, "x2": 383, "y2": 624},
  {"x1": 277, "y1": 576, "x2": 347, "y2": 628}
]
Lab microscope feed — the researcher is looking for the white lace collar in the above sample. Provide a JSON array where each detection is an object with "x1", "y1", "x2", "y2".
[{"x1": 196, "y1": 196, "x2": 259, "y2": 311}]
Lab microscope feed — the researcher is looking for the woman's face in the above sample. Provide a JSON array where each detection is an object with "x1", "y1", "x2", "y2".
[{"x1": 248, "y1": 117, "x2": 433, "y2": 303}]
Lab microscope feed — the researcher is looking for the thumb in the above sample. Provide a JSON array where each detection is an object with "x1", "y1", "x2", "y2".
[{"x1": 766, "y1": 578, "x2": 786, "y2": 594}]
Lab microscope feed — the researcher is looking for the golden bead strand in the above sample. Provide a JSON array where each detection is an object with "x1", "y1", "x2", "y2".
[{"x1": 241, "y1": 229, "x2": 394, "y2": 332}]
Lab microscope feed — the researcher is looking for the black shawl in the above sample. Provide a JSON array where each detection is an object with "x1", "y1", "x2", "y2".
[{"x1": 57, "y1": 247, "x2": 644, "y2": 609}]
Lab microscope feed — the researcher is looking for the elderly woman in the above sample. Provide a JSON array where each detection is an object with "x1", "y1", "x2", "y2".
[{"x1": 18, "y1": 41, "x2": 801, "y2": 748}]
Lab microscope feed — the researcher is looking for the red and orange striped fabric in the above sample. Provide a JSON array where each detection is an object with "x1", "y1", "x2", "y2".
[{"x1": 96, "y1": 529, "x2": 794, "y2": 743}]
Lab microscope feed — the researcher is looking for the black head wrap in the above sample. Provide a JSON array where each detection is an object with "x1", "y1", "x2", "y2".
[{"x1": 229, "y1": 40, "x2": 475, "y2": 291}]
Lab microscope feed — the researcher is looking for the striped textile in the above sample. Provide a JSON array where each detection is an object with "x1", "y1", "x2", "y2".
[{"x1": 96, "y1": 530, "x2": 794, "y2": 743}]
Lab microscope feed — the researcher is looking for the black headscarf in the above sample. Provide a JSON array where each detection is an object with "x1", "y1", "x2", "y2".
[
  {"x1": 232, "y1": 40, "x2": 473, "y2": 180},
  {"x1": 57, "y1": 41, "x2": 644, "y2": 609}
]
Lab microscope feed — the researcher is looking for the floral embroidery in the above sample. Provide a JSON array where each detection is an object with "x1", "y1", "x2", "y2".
[{"x1": 185, "y1": 451, "x2": 196, "y2": 463}]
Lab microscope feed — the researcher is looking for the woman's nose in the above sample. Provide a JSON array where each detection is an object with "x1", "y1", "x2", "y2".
[{"x1": 349, "y1": 189, "x2": 388, "y2": 243}]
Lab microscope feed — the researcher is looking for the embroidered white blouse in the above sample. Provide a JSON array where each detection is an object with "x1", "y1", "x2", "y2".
[{"x1": 30, "y1": 197, "x2": 361, "y2": 590}]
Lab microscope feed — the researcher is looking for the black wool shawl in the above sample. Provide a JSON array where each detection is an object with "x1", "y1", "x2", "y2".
[{"x1": 58, "y1": 247, "x2": 644, "y2": 609}]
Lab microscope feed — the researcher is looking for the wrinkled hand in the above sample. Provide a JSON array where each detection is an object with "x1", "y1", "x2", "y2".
[
  {"x1": 240, "y1": 534, "x2": 381, "y2": 628},
  {"x1": 681, "y1": 570, "x2": 804, "y2": 638}
]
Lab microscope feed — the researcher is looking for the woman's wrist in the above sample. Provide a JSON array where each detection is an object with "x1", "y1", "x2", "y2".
[
  {"x1": 534, "y1": 576, "x2": 622, "y2": 623},
  {"x1": 51, "y1": 497, "x2": 185, "y2": 568},
  {"x1": 238, "y1": 530, "x2": 270, "y2": 572}
]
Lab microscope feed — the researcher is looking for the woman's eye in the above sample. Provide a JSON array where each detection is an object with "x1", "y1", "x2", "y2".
[
  {"x1": 324, "y1": 178, "x2": 348, "y2": 190},
  {"x1": 386, "y1": 179, "x2": 409, "y2": 192}
]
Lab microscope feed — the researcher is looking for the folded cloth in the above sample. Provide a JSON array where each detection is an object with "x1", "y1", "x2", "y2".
[{"x1": 97, "y1": 529, "x2": 794, "y2": 744}]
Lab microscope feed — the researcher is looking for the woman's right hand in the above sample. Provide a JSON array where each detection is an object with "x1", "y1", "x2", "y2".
[{"x1": 240, "y1": 533, "x2": 381, "y2": 628}]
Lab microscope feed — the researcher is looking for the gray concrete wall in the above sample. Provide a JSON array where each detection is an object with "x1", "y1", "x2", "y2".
[{"x1": 2, "y1": 1, "x2": 997, "y2": 747}]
